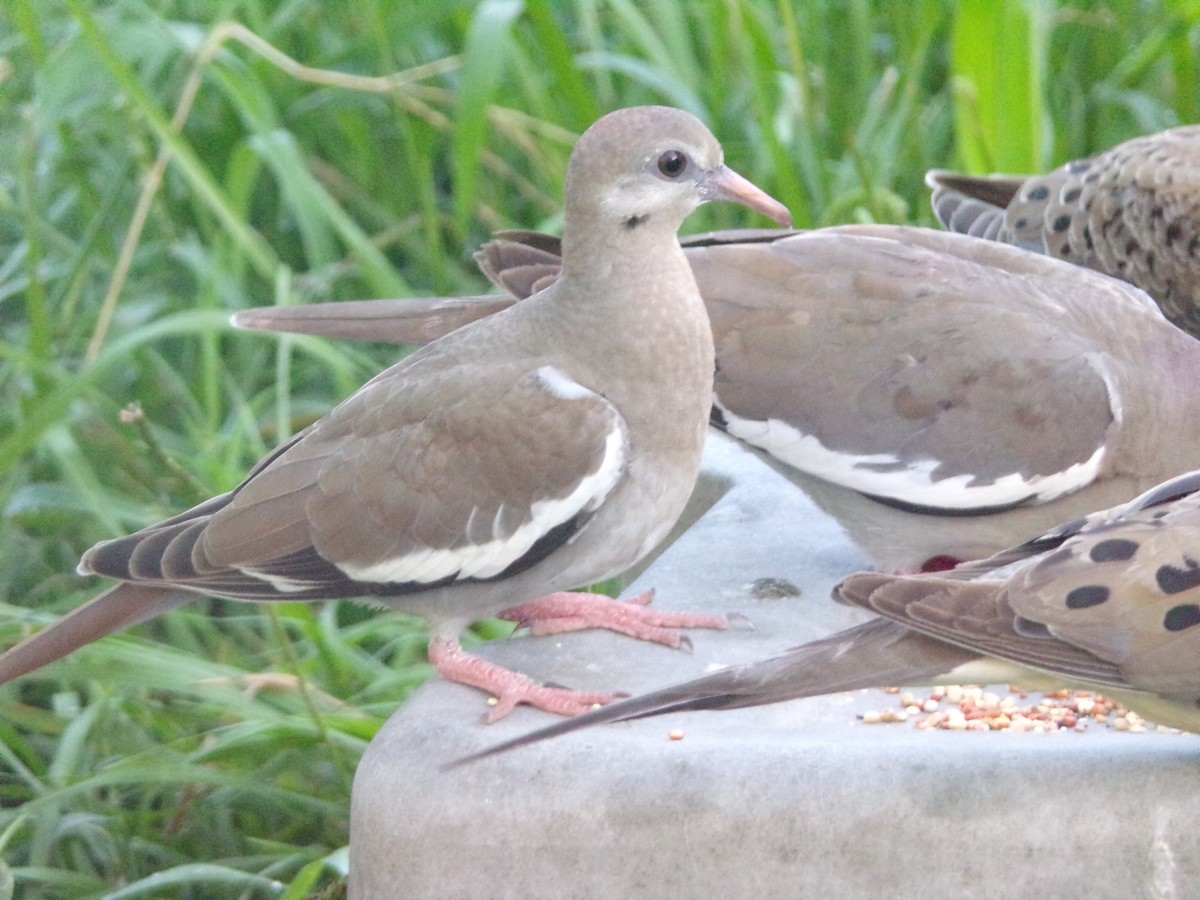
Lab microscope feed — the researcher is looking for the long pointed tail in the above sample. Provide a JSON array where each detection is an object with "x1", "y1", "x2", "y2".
[
  {"x1": 231, "y1": 296, "x2": 514, "y2": 345},
  {"x1": 0, "y1": 583, "x2": 190, "y2": 684},
  {"x1": 451, "y1": 618, "x2": 979, "y2": 766}
]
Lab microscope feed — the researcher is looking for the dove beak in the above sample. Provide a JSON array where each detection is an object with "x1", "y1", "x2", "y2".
[{"x1": 701, "y1": 164, "x2": 793, "y2": 227}]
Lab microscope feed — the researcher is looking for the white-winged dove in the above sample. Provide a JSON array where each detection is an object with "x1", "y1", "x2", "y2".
[
  {"x1": 0, "y1": 106, "x2": 791, "y2": 720},
  {"x1": 459, "y1": 469, "x2": 1200, "y2": 761},
  {"x1": 234, "y1": 225, "x2": 1200, "y2": 572},
  {"x1": 927, "y1": 126, "x2": 1200, "y2": 337}
]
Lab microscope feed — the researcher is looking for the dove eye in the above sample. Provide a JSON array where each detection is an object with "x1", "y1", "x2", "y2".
[{"x1": 657, "y1": 149, "x2": 689, "y2": 178}]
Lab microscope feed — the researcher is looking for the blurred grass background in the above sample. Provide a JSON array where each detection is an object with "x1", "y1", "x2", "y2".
[{"x1": 0, "y1": 0, "x2": 1196, "y2": 896}]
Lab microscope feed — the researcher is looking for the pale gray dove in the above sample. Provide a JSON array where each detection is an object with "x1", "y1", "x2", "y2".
[
  {"x1": 234, "y1": 225, "x2": 1200, "y2": 573},
  {"x1": 0, "y1": 106, "x2": 791, "y2": 720}
]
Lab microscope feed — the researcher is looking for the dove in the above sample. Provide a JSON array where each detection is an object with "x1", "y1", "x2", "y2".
[
  {"x1": 456, "y1": 468, "x2": 1200, "y2": 761},
  {"x1": 233, "y1": 225, "x2": 1200, "y2": 572},
  {"x1": 0, "y1": 106, "x2": 791, "y2": 720},
  {"x1": 927, "y1": 125, "x2": 1200, "y2": 337}
]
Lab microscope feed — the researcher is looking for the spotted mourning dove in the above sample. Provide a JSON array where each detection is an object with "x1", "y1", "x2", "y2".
[
  {"x1": 927, "y1": 125, "x2": 1200, "y2": 337},
  {"x1": 458, "y1": 469, "x2": 1200, "y2": 761},
  {"x1": 234, "y1": 225, "x2": 1200, "y2": 573},
  {"x1": 0, "y1": 106, "x2": 791, "y2": 720}
]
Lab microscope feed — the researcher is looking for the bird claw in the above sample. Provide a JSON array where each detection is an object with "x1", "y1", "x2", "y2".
[
  {"x1": 726, "y1": 612, "x2": 755, "y2": 630},
  {"x1": 430, "y1": 637, "x2": 632, "y2": 722},
  {"x1": 483, "y1": 684, "x2": 629, "y2": 724},
  {"x1": 498, "y1": 589, "x2": 738, "y2": 649}
]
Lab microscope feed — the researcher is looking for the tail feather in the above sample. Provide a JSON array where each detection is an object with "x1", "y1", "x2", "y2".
[
  {"x1": 0, "y1": 583, "x2": 189, "y2": 684},
  {"x1": 451, "y1": 618, "x2": 977, "y2": 766},
  {"x1": 230, "y1": 296, "x2": 514, "y2": 345},
  {"x1": 924, "y1": 170, "x2": 1024, "y2": 209}
]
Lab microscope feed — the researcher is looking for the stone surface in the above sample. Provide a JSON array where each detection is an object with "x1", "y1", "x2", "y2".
[{"x1": 350, "y1": 431, "x2": 1200, "y2": 900}]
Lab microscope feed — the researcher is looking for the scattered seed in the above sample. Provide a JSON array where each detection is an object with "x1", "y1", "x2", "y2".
[{"x1": 857, "y1": 685, "x2": 1161, "y2": 735}]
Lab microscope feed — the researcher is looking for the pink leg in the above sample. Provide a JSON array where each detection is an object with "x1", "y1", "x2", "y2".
[
  {"x1": 498, "y1": 589, "x2": 740, "y2": 650},
  {"x1": 428, "y1": 636, "x2": 624, "y2": 724}
]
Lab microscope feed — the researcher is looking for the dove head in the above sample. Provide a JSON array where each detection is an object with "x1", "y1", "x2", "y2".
[{"x1": 561, "y1": 106, "x2": 790, "y2": 264}]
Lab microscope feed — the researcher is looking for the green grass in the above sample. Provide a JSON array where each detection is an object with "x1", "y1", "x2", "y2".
[{"x1": 0, "y1": 1, "x2": 1197, "y2": 895}]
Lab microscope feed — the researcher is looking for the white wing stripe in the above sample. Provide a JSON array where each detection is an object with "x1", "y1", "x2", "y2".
[
  {"x1": 717, "y1": 399, "x2": 1106, "y2": 511},
  {"x1": 336, "y1": 370, "x2": 627, "y2": 585}
]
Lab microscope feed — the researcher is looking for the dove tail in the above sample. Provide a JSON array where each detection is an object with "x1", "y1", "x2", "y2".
[
  {"x1": 0, "y1": 583, "x2": 188, "y2": 684},
  {"x1": 450, "y1": 618, "x2": 976, "y2": 766}
]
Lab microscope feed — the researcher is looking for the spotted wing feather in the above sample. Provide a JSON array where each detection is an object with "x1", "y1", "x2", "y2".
[{"x1": 1009, "y1": 487, "x2": 1200, "y2": 695}]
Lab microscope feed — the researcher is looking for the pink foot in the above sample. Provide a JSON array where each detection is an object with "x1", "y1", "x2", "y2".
[
  {"x1": 498, "y1": 589, "x2": 740, "y2": 650},
  {"x1": 428, "y1": 637, "x2": 624, "y2": 723}
]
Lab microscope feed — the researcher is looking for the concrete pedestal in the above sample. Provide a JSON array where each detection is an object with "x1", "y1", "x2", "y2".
[{"x1": 350, "y1": 432, "x2": 1200, "y2": 899}]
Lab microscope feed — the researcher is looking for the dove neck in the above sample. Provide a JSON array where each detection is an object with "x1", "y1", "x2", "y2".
[{"x1": 559, "y1": 214, "x2": 690, "y2": 291}]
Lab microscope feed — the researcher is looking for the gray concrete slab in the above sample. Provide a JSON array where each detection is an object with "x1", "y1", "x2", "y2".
[{"x1": 350, "y1": 432, "x2": 1200, "y2": 900}]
